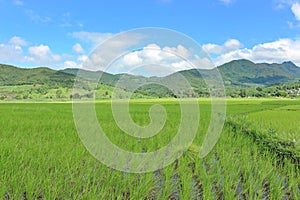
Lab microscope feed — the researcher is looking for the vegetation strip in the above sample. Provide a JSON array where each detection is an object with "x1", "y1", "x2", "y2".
[{"x1": 226, "y1": 118, "x2": 300, "y2": 169}]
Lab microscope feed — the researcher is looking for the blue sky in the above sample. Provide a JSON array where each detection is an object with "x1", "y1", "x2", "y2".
[{"x1": 1, "y1": 0, "x2": 300, "y2": 72}]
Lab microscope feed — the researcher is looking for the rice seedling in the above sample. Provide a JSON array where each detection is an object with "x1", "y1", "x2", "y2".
[{"x1": 0, "y1": 99, "x2": 299, "y2": 199}]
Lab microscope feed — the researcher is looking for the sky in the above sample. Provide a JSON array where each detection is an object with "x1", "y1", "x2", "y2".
[{"x1": 1, "y1": 0, "x2": 300, "y2": 73}]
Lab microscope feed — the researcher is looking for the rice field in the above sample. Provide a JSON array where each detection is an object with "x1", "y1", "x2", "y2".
[
  {"x1": 0, "y1": 99, "x2": 299, "y2": 199},
  {"x1": 247, "y1": 105, "x2": 300, "y2": 146}
]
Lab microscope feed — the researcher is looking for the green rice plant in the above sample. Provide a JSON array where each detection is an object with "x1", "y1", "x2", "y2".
[{"x1": 0, "y1": 99, "x2": 299, "y2": 199}]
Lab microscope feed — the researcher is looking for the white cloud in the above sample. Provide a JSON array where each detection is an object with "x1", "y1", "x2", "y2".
[
  {"x1": 224, "y1": 39, "x2": 242, "y2": 49},
  {"x1": 106, "y1": 43, "x2": 213, "y2": 76},
  {"x1": 27, "y1": 45, "x2": 61, "y2": 65},
  {"x1": 139, "y1": 43, "x2": 193, "y2": 63},
  {"x1": 72, "y1": 43, "x2": 84, "y2": 53},
  {"x1": 64, "y1": 61, "x2": 78, "y2": 68},
  {"x1": 120, "y1": 43, "x2": 188, "y2": 69},
  {"x1": 3, "y1": 31, "x2": 299, "y2": 76},
  {"x1": 202, "y1": 39, "x2": 242, "y2": 54},
  {"x1": 170, "y1": 57, "x2": 214, "y2": 72},
  {"x1": 171, "y1": 60, "x2": 191, "y2": 71},
  {"x1": 28, "y1": 45, "x2": 51, "y2": 57},
  {"x1": 71, "y1": 31, "x2": 133, "y2": 70},
  {"x1": 192, "y1": 55, "x2": 215, "y2": 68},
  {"x1": 0, "y1": 43, "x2": 24, "y2": 62},
  {"x1": 163, "y1": 45, "x2": 191, "y2": 58},
  {"x1": 202, "y1": 44, "x2": 222, "y2": 54},
  {"x1": 0, "y1": 37, "x2": 207, "y2": 72},
  {"x1": 291, "y1": 2, "x2": 300, "y2": 20},
  {"x1": 142, "y1": 44, "x2": 164, "y2": 62},
  {"x1": 211, "y1": 38, "x2": 300, "y2": 66},
  {"x1": 80, "y1": 32, "x2": 144, "y2": 71},
  {"x1": 0, "y1": 37, "x2": 75, "y2": 69},
  {"x1": 0, "y1": 36, "x2": 27, "y2": 62},
  {"x1": 78, "y1": 55, "x2": 88, "y2": 63},
  {"x1": 9, "y1": 36, "x2": 27, "y2": 46},
  {"x1": 123, "y1": 51, "x2": 143, "y2": 66}
]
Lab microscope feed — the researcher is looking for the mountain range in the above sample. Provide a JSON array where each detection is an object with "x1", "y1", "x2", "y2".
[{"x1": 1, "y1": 59, "x2": 300, "y2": 99}]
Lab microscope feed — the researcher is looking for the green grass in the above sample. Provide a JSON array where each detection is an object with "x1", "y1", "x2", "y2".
[{"x1": 0, "y1": 99, "x2": 299, "y2": 199}]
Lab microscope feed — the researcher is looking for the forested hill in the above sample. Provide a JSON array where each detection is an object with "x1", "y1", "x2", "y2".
[
  {"x1": 1, "y1": 59, "x2": 300, "y2": 87},
  {"x1": 0, "y1": 64, "x2": 74, "y2": 87},
  {"x1": 0, "y1": 59, "x2": 300, "y2": 99},
  {"x1": 217, "y1": 59, "x2": 300, "y2": 86}
]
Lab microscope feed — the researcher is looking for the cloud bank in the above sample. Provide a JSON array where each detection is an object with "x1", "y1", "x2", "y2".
[
  {"x1": 1, "y1": 32, "x2": 300, "y2": 72},
  {"x1": 204, "y1": 38, "x2": 300, "y2": 66}
]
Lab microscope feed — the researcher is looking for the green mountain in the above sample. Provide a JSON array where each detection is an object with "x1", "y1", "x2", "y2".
[
  {"x1": 58, "y1": 59, "x2": 300, "y2": 89},
  {"x1": 0, "y1": 64, "x2": 156, "y2": 100},
  {"x1": 1, "y1": 59, "x2": 300, "y2": 100},
  {"x1": 156, "y1": 59, "x2": 300, "y2": 97},
  {"x1": 217, "y1": 59, "x2": 300, "y2": 87},
  {"x1": 0, "y1": 64, "x2": 75, "y2": 87}
]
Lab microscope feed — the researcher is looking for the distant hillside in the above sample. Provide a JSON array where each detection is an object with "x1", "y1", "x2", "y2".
[
  {"x1": 0, "y1": 64, "x2": 160, "y2": 100},
  {"x1": 59, "y1": 68, "x2": 118, "y2": 86},
  {"x1": 2, "y1": 59, "x2": 299, "y2": 88},
  {"x1": 0, "y1": 64, "x2": 75, "y2": 87},
  {"x1": 217, "y1": 59, "x2": 300, "y2": 87},
  {"x1": 1, "y1": 59, "x2": 300, "y2": 100}
]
